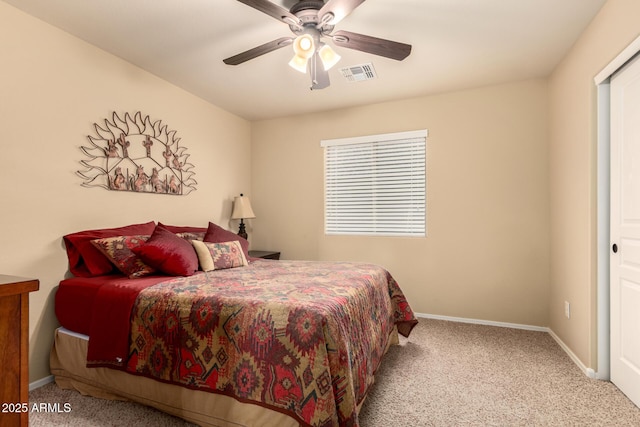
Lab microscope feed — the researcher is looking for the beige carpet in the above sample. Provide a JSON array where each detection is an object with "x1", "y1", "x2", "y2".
[{"x1": 29, "y1": 319, "x2": 640, "y2": 426}]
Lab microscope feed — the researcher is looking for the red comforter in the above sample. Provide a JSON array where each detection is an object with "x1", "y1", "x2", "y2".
[{"x1": 86, "y1": 260, "x2": 417, "y2": 427}]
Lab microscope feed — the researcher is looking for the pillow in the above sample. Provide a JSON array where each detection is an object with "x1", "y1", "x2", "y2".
[
  {"x1": 192, "y1": 240, "x2": 248, "y2": 272},
  {"x1": 203, "y1": 222, "x2": 250, "y2": 260},
  {"x1": 90, "y1": 235, "x2": 155, "y2": 278},
  {"x1": 63, "y1": 221, "x2": 156, "y2": 277},
  {"x1": 158, "y1": 223, "x2": 207, "y2": 234},
  {"x1": 176, "y1": 231, "x2": 206, "y2": 242},
  {"x1": 132, "y1": 225, "x2": 198, "y2": 276}
]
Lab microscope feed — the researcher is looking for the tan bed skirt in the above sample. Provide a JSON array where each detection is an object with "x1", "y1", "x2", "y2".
[{"x1": 50, "y1": 328, "x2": 301, "y2": 427}]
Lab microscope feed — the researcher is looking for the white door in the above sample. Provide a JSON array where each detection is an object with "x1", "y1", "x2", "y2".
[{"x1": 611, "y1": 53, "x2": 640, "y2": 406}]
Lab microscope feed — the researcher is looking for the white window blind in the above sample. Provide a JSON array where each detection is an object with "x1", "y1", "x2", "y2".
[{"x1": 321, "y1": 130, "x2": 427, "y2": 237}]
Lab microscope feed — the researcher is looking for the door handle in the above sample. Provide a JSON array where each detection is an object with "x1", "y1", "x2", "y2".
[{"x1": 613, "y1": 243, "x2": 618, "y2": 253}]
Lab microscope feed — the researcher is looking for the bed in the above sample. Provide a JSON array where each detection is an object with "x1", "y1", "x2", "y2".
[{"x1": 51, "y1": 221, "x2": 417, "y2": 427}]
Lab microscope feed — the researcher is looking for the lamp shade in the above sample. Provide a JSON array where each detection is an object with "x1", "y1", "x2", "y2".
[
  {"x1": 231, "y1": 194, "x2": 256, "y2": 219},
  {"x1": 318, "y1": 44, "x2": 341, "y2": 70},
  {"x1": 289, "y1": 34, "x2": 316, "y2": 74},
  {"x1": 288, "y1": 54, "x2": 309, "y2": 73},
  {"x1": 293, "y1": 34, "x2": 315, "y2": 59}
]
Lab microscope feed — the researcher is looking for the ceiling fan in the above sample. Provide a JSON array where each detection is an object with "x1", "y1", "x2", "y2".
[{"x1": 223, "y1": 0, "x2": 412, "y2": 90}]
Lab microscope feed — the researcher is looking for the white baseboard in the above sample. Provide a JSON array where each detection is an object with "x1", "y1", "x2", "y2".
[
  {"x1": 415, "y1": 312, "x2": 548, "y2": 332},
  {"x1": 547, "y1": 329, "x2": 596, "y2": 379},
  {"x1": 29, "y1": 375, "x2": 54, "y2": 391},
  {"x1": 416, "y1": 312, "x2": 598, "y2": 379}
]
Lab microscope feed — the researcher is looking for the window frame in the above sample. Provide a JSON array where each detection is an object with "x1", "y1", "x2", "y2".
[{"x1": 321, "y1": 129, "x2": 428, "y2": 237}]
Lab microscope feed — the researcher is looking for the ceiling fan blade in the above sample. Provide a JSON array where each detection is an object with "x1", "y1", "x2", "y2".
[
  {"x1": 310, "y1": 52, "x2": 330, "y2": 90},
  {"x1": 317, "y1": 0, "x2": 366, "y2": 26},
  {"x1": 332, "y1": 30, "x2": 411, "y2": 61},
  {"x1": 237, "y1": 0, "x2": 301, "y2": 26},
  {"x1": 223, "y1": 37, "x2": 293, "y2": 65}
]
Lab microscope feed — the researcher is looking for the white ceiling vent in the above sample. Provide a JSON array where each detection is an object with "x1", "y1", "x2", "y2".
[{"x1": 340, "y1": 63, "x2": 377, "y2": 82}]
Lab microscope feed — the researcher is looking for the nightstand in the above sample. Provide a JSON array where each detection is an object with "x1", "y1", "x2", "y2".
[
  {"x1": 248, "y1": 250, "x2": 281, "y2": 260},
  {"x1": 0, "y1": 275, "x2": 39, "y2": 427}
]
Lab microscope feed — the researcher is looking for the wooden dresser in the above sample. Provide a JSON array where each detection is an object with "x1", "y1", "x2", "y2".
[{"x1": 0, "y1": 275, "x2": 39, "y2": 427}]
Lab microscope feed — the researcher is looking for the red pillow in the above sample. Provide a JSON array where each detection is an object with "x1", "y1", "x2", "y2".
[
  {"x1": 132, "y1": 225, "x2": 199, "y2": 276},
  {"x1": 63, "y1": 221, "x2": 156, "y2": 277},
  {"x1": 203, "y1": 222, "x2": 250, "y2": 260},
  {"x1": 158, "y1": 223, "x2": 207, "y2": 234}
]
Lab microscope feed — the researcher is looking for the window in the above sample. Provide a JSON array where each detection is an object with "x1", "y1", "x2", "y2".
[{"x1": 321, "y1": 130, "x2": 427, "y2": 237}]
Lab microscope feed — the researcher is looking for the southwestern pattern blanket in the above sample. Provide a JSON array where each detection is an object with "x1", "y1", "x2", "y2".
[{"x1": 99, "y1": 260, "x2": 416, "y2": 426}]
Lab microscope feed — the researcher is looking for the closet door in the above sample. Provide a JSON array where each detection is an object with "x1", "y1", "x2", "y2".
[{"x1": 611, "y1": 53, "x2": 640, "y2": 407}]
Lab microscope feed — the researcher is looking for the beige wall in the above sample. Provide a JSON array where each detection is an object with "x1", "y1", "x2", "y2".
[
  {"x1": 0, "y1": 3, "x2": 251, "y2": 382},
  {"x1": 251, "y1": 79, "x2": 550, "y2": 327},
  {"x1": 548, "y1": 0, "x2": 640, "y2": 370}
]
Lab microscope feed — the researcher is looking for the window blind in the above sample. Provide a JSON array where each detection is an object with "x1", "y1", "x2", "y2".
[{"x1": 321, "y1": 130, "x2": 427, "y2": 237}]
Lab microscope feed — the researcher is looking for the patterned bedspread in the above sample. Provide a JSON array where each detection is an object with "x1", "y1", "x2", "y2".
[{"x1": 125, "y1": 260, "x2": 417, "y2": 426}]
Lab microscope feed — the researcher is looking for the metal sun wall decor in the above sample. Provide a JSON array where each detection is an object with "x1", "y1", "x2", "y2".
[{"x1": 77, "y1": 112, "x2": 197, "y2": 195}]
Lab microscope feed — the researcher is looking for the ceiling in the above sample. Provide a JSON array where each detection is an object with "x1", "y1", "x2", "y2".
[{"x1": 3, "y1": 0, "x2": 607, "y2": 121}]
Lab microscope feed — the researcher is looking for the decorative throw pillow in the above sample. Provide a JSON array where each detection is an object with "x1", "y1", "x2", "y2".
[
  {"x1": 90, "y1": 235, "x2": 155, "y2": 278},
  {"x1": 176, "y1": 231, "x2": 206, "y2": 242},
  {"x1": 203, "y1": 221, "x2": 250, "y2": 260},
  {"x1": 132, "y1": 225, "x2": 199, "y2": 276},
  {"x1": 192, "y1": 240, "x2": 248, "y2": 272},
  {"x1": 63, "y1": 221, "x2": 156, "y2": 277}
]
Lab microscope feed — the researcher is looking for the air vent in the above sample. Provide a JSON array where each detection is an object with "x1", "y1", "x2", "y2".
[{"x1": 340, "y1": 63, "x2": 377, "y2": 82}]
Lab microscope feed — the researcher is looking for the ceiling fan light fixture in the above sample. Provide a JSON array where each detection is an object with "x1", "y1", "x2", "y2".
[
  {"x1": 225, "y1": 0, "x2": 412, "y2": 89},
  {"x1": 292, "y1": 34, "x2": 315, "y2": 59},
  {"x1": 318, "y1": 44, "x2": 341, "y2": 70},
  {"x1": 289, "y1": 54, "x2": 309, "y2": 73}
]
